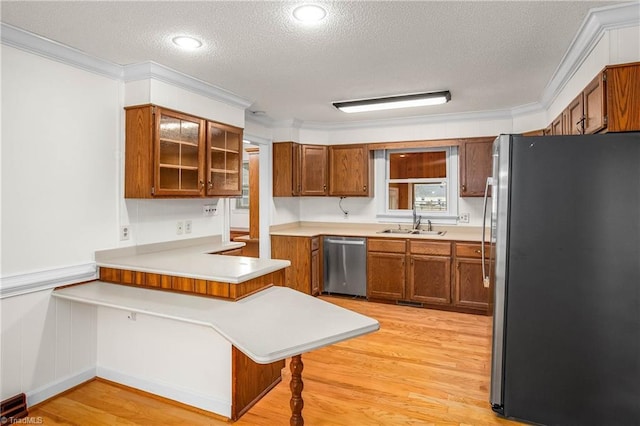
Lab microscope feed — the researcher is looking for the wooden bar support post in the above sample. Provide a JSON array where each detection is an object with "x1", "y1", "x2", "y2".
[{"x1": 289, "y1": 354, "x2": 304, "y2": 426}]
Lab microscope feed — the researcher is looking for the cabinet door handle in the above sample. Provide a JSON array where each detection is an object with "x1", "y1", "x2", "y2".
[
  {"x1": 462, "y1": 184, "x2": 467, "y2": 192},
  {"x1": 323, "y1": 184, "x2": 327, "y2": 190},
  {"x1": 475, "y1": 249, "x2": 481, "y2": 254},
  {"x1": 199, "y1": 180, "x2": 205, "y2": 189},
  {"x1": 208, "y1": 180, "x2": 213, "y2": 189},
  {"x1": 363, "y1": 185, "x2": 367, "y2": 191}
]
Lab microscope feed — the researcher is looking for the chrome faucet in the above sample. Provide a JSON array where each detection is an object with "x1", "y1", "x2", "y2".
[{"x1": 413, "y1": 205, "x2": 421, "y2": 230}]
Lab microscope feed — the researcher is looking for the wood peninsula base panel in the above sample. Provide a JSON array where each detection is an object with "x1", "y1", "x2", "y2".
[
  {"x1": 231, "y1": 347, "x2": 284, "y2": 420},
  {"x1": 99, "y1": 267, "x2": 285, "y2": 300}
]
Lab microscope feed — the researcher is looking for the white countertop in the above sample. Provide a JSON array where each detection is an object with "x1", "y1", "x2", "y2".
[
  {"x1": 270, "y1": 221, "x2": 488, "y2": 242},
  {"x1": 95, "y1": 236, "x2": 290, "y2": 284},
  {"x1": 53, "y1": 281, "x2": 379, "y2": 364}
]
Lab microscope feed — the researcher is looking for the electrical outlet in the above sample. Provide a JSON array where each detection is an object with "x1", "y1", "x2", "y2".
[
  {"x1": 185, "y1": 220, "x2": 192, "y2": 234},
  {"x1": 176, "y1": 221, "x2": 184, "y2": 235},
  {"x1": 203, "y1": 204, "x2": 216, "y2": 216},
  {"x1": 459, "y1": 212, "x2": 470, "y2": 223},
  {"x1": 120, "y1": 226, "x2": 130, "y2": 241}
]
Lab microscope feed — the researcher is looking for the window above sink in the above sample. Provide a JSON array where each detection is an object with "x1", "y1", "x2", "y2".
[{"x1": 374, "y1": 147, "x2": 459, "y2": 224}]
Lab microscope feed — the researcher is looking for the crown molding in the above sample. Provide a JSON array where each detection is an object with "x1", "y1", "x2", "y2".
[
  {"x1": 510, "y1": 102, "x2": 545, "y2": 118},
  {"x1": 540, "y1": 1, "x2": 640, "y2": 108},
  {"x1": 0, "y1": 23, "x2": 123, "y2": 80},
  {"x1": 123, "y1": 62, "x2": 252, "y2": 110}
]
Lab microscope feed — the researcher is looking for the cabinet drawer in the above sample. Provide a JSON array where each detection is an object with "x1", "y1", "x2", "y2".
[
  {"x1": 368, "y1": 238, "x2": 406, "y2": 253},
  {"x1": 410, "y1": 241, "x2": 451, "y2": 256},
  {"x1": 311, "y1": 237, "x2": 319, "y2": 251},
  {"x1": 455, "y1": 243, "x2": 490, "y2": 258}
]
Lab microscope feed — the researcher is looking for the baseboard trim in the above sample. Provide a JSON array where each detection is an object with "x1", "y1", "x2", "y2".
[
  {"x1": 0, "y1": 263, "x2": 97, "y2": 299},
  {"x1": 26, "y1": 367, "x2": 96, "y2": 407},
  {"x1": 95, "y1": 366, "x2": 231, "y2": 418}
]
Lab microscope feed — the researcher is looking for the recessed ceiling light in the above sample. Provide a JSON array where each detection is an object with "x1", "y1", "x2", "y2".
[
  {"x1": 293, "y1": 4, "x2": 327, "y2": 23},
  {"x1": 172, "y1": 36, "x2": 202, "y2": 50}
]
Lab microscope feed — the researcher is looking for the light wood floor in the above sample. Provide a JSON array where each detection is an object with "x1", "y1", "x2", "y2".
[{"x1": 30, "y1": 297, "x2": 520, "y2": 425}]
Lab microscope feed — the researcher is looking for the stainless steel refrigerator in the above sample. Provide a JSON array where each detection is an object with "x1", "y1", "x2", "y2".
[{"x1": 487, "y1": 133, "x2": 640, "y2": 425}]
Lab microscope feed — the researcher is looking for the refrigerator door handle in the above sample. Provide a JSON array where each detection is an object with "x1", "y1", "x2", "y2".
[{"x1": 481, "y1": 177, "x2": 493, "y2": 288}]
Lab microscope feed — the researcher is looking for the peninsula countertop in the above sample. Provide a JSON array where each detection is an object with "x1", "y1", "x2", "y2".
[
  {"x1": 52, "y1": 281, "x2": 379, "y2": 364},
  {"x1": 95, "y1": 236, "x2": 290, "y2": 283},
  {"x1": 270, "y1": 222, "x2": 488, "y2": 243}
]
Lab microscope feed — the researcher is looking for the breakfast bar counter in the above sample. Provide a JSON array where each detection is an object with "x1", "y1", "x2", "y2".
[{"x1": 53, "y1": 281, "x2": 379, "y2": 364}]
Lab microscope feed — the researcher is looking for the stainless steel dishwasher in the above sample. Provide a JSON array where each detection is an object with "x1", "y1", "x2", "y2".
[{"x1": 323, "y1": 236, "x2": 367, "y2": 297}]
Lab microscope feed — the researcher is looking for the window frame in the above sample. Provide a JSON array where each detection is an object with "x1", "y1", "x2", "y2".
[{"x1": 375, "y1": 146, "x2": 459, "y2": 224}]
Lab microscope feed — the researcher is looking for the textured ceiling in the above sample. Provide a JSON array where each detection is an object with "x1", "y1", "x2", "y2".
[{"x1": 1, "y1": 1, "x2": 619, "y2": 124}]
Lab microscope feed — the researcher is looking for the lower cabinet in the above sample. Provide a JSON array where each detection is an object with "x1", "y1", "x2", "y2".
[
  {"x1": 366, "y1": 238, "x2": 492, "y2": 315},
  {"x1": 271, "y1": 235, "x2": 321, "y2": 295},
  {"x1": 408, "y1": 241, "x2": 452, "y2": 305},
  {"x1": 453, "y1": 243, "x2": 493, "y2": 312},
  {"x1": 367, "y1": 239, "x2": 406, "y2": 300}
]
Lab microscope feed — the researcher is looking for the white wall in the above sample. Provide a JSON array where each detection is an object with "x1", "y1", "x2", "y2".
[
  {"x1": 0, "y1": 46, "x2": 107, "y2": 403},
  {"x1": 96, "y1": 307, "x2": 232, "y2": 416},
  {"x1": 0, "y1": 290, "x2": 97, "y2": 404},
  {"x1": 1, "y1": 45, "x2": 120, "y2": 275}
]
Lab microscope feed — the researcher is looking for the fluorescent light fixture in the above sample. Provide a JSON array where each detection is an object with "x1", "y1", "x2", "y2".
[
  {"x1": 333, "y1": 91, "x2": 451, "y2": 113},
  {"x1": 172, "y1": 36, "x2": 202, "y2": 50},
  {"x1": 293, "y1": 4, "x2": 327, "y2": 22}
]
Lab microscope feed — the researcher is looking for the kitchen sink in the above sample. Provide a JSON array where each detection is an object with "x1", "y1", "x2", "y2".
[
  {"x1": 411, "y1": 230, "x2": 446, "y2": 236},
  {"x1": 378, "y1": 228, "x2": 446, "y2": 236},
  {"x1": 378, "y1": 228, "x2": 415, "y2": 234}
]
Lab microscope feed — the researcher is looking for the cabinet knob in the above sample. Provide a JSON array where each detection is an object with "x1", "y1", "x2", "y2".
[
  {"x1": 208, "y1": 180, "x2": 213, "y2": 189},
  {"x1": 323, "y1": 185, "x2": 327, "y2": 190},
  {"x1": 199, "y1": 180, "x2": 205, "y2": 189},
  {"x1": 363, "y1": 185, "x2": 367, "y2": 191},
  {"x1": 475, "y1": 249, "x2": 481, "y2": 254}
]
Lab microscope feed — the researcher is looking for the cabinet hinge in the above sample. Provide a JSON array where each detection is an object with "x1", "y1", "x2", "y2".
[
  {"x1": 604, "y1": 115, "x2": 608, "y2": 126},
  {"x1": 602, "y1": 71, "x2": 607, "y2": 82}
]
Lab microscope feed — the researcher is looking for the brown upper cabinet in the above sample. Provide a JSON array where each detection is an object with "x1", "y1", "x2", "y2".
[
  {"x1": 459, "y1": 137, "x2": 495, "y2": 197},
  {"x1": 604, "y1": 62, "x2": 640, "y2": 132},
  {"x1": 328, "y1": 144, "x2": 372, "y2": 197},
  {"x1": 273, "y1": 142, "x2": 372, "y2": 197},
  {"x1": 546, "y1": 62, "x2": 640, "y2": 136},
  {"x1": 124, "y1": 104, "x2": 242, "y2": 198},
  {"x1": 300, "y1": 145, "x2": 328, "y2": 196},
  {"x1": 273, "y1": 142, "x2": 326, "y2": 196},
  {"x1": 273, "y1": 142, "x2": 301, "y2": 196},
  {"x1": 206, "y1": 121, "x2": 243, "y2": 196}
]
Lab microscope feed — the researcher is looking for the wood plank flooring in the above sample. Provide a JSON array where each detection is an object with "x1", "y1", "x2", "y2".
[{"x1": 30, "y1": 297, "x2": 520, "y2": 425}]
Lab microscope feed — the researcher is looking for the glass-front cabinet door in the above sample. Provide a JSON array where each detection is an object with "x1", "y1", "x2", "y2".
[
  {"x1": 155, "y1": 108, "x2": 205, "y2": 196},
  {"x1": 207, "y1": 121, "x2": 243, "y2": 196}
]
